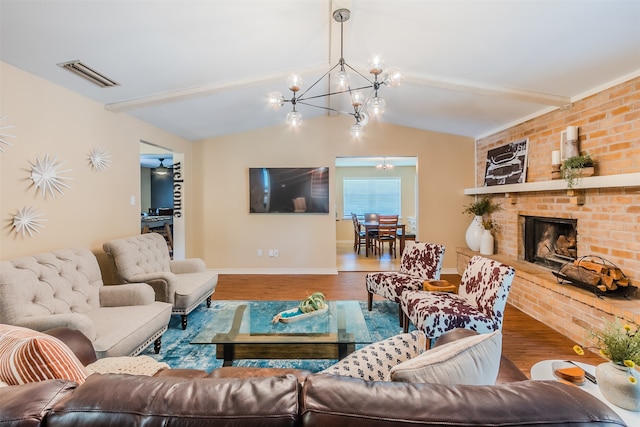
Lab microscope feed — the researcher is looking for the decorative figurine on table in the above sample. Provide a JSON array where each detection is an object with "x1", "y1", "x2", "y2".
[{"x1": 271, "y1": 292, "x2": 328, "y2": 323}]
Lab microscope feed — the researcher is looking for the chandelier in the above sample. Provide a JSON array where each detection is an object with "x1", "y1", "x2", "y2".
[
  {"x1": 376, "y1": 158, "x2": 394, "y2": 170},
  {"x1": 267, "y1": 8, "x2": 403, "y2": 137}
]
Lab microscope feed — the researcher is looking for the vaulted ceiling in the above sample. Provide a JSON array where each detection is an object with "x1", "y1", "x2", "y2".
[{"x1": 2, "y1": 0, "x2": 639, "y2": 142}]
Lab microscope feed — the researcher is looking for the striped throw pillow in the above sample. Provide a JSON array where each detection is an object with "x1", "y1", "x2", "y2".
[{"x1": 0, "y1": 324, "x2": 89, "y2": 385}]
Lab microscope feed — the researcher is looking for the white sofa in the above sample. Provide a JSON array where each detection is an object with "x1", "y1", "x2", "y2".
[
  {"x1": 0, "y1": 247, "x2": 172, "y2": 358},
  {"x1": 103, "y1": 232, "x2": 218, "y2": 329}
]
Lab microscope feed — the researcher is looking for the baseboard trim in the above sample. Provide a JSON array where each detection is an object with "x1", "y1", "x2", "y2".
[
  {"x1": 212, "y1": 268, "x2": 339, "y2": 275},
  {"x1": 211, "y1": 267, "x2": 458, "y2": 276}
]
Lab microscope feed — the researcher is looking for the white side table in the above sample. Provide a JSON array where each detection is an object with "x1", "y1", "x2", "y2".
[{"x1": 531, "y1": 359, "x2": 640, "y2": 425}]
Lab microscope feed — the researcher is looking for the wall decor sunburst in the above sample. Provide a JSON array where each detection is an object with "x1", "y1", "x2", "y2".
[
  {"x1": 30, "y1": 154, "x2": 73, "y2": 198},
  {"x1": 12, "y1": 205, "x2": 47, "y2": 237},
  {"x1": 0, "y1": 115, "x2": 16, "y2": 152},
  {"x1": 88, "y1": 147, "x2": 112, "y2": 171}
]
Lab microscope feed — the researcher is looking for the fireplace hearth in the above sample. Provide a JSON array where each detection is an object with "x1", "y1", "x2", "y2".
[{"x1": 523, "y1": 215, "x2": 578, "y2": 270}]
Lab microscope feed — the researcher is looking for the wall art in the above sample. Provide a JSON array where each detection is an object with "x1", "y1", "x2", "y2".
[
  {"x1": 484, "y1": 138, "x2": 529, "y2": 186},
  {"x1": 30, "y1": 154, "x2": 73, "y2": 198},
  {"x1": 88, "y1": 147, "x2": 112, "y2": 171},
  {"x1": 0, "y1": 115, "x2": 15, "y2": 152},
  {"x1": 12, "y1": 205, "x2": 47, "y2": 237}
]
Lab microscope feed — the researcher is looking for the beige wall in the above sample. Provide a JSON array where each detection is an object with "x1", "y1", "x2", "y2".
[
  {"x1": 1, "y1": 61, "x2": 475, "y2": 274},
  {"x1": 335, "y1": 165, "x2": 416, "y2": 242},
  {"x1": 0, "y1": 62, "x2": 193, "y2": 276},
  {"x1": 193, "y1": 116, "x2": 474, "y2": 273}
]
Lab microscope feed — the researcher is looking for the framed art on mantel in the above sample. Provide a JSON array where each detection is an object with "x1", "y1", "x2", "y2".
[{"x1": 484, "y1": 138, "x2": 529, "y2": 186}]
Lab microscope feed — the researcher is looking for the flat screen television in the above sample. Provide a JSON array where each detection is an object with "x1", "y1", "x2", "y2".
[{"x1": 249, "y1": 167, "x2": 329, "y2": 214}]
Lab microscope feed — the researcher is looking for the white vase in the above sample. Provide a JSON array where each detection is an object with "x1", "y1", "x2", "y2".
[
  {"x1": 596, "y1": 361, "x2": 640, "y2": 411},
  {"x1": 465, "y1": 216, "x2": 484, "y2": 251},
  {"x1": 480, "y1": 229, "x2": 495, "y2": 255}
]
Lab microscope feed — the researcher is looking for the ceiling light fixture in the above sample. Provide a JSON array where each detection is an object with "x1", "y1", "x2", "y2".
[
  {"x1": 268, "y1": 8, "x2": 403, "y2": 137},
  {"x1": 376, "y1": 158, "x2": 394, "y2": 170},
  {"x1": 155, "y1": 158, "x2": 169, "y2": 176}
]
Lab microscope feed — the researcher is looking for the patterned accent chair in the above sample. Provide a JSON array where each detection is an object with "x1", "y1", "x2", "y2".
[
  {"x1": 366, "y1": 242, "x2": 445, "y2": 326},
  {"x1": 401, "y1": 255, "x2": 515, "y2": 345}
]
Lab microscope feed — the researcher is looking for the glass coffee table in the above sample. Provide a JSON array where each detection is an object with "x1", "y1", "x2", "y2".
[{"x1": 191, "y1": 300, "x2": 371, "y2": 366}]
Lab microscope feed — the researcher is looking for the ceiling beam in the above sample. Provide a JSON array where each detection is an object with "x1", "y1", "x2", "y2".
[
  {"x1": 105, "y1": 65, "x2": 329, "y2": 113},
  {"x1": 405, "y1": 73, "x2": 571, "y2": 107}
]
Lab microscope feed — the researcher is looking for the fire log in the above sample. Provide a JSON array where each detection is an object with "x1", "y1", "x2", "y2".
[
  {"x1": 575, "y1": 259, "x2": 608, "y2": 275},
  {"x1": 560, "y1": 264, "x2": 601, "y2": 287}
]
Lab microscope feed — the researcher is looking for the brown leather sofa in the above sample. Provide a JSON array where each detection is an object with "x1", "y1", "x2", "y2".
[{"x1": 0, "y1": 328, "x2": 626, "y2": 427}]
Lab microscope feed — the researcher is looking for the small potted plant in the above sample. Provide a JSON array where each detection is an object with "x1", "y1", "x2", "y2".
[
  {"x1": 573, "y1": 319, "x2": 640, "y2": 411},
  {"x1": 479, "y1": 217, "x2": 500, "y2": 255},
  {"x1": 561, "y1": 153, "x2": 594, "y2": 189},
  {"x1": 463, "y1": 197, "x2": 502, "y2": 252},
  {"x1": 462, "y1": 196, "x2": 502, "y2": 217}
]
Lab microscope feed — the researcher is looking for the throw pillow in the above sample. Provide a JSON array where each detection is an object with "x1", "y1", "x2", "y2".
[
  {"x1": 86, "y1": 356, "x2": 170, "y2": 376},
  {"x1": 0, "y1": 324, "x2": 89, "y2": 385},
  {"x1": 388, "y1": 330, "x2": 502, "y2": 385},
  {"x1": 321, "y1": 331, "x2": 426, "y2": 381}
]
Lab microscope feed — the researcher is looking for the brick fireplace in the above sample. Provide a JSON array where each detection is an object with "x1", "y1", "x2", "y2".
[{"x1": 461, "y1": 75, "x2": 640, "y2": 348}]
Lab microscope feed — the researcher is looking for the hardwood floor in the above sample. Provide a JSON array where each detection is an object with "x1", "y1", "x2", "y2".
[{"x1": 213, "y1": 243, "x2": 605, "y2": 377}]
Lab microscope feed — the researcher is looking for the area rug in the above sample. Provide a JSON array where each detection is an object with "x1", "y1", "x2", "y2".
[{"x1": 139, "y1": 300, "x2": 410, "y2": 373}]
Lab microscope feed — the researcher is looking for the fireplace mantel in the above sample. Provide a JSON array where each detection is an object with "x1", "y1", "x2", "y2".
[{"x1": 464, "y1": 172, "x2": 640, "y2": 195}]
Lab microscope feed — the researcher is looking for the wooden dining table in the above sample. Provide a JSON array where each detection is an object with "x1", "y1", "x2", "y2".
[{"x1": 361, "y1": 221, "x2": 406, "y2": 257}]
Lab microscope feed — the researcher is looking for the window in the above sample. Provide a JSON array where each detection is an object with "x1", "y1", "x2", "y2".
[{"x1": 343, "y1": 178, "x2": 401, "y2": 218}]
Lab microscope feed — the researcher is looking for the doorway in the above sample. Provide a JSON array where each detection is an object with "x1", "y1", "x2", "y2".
[
  {"x1": 140, "y1": 141, "x2": 186, "y2": 259},
  {"x1": 335, "y1": 156, "x2": 418, "y2": 271}
]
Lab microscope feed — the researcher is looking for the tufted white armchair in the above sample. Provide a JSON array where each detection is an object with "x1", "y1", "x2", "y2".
[
  {"x1": 401, "y1": 255, "x2": 515, "y2": 345},
  {"x1": 103, "y1": 233, "x2": 218, "y2": 329},
  {"x1": 366, "y1": 242, "x2": 445, "y2": 326},
  {"x1": 0, "y1": 248, "x2": 172, "y2": 358}
]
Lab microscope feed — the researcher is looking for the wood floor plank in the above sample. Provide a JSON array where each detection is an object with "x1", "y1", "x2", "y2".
[{"x1": 213, "y1": 271, "x2": 604, "y2": 377}]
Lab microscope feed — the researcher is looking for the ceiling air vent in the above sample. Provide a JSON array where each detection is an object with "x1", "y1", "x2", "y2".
[{"x1": 57, "y1": 60, "x2": 120, "y2": 88}]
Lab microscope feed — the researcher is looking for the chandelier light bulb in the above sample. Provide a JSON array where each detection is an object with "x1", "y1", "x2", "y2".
[
  {"x1": 383, "y1": 67, "x2": 404, "y2": 88},
  {"x1": 268, "y1": 91, "x2": 285, "y2": 109},
  {"x1": 367, "y1": 55, "x2": 385, "y2": 75},
  {"x1": 286, "y1": 110, "x2": 303, "y2": 127},
  {"x1": 367, "y1": 96, "x2": 386, "y2": 116},
  {"x1": 334, "y1": 70, "x2": 350, "y2": 89},
  {"x1": 359, "y1": 111, "x2": 370, "y2": 126},
  {"x1": 351, "y1": 91, "x2": 364, "y2": 108},
  {"x1": 350, "y1": 123, "x2": 363, "y2": 138},
  {"x1": 287, "y1": 74, "x2": 303, "y2": 92}
]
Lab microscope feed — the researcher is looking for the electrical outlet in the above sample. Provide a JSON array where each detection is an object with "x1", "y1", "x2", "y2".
[
  {"x1": 268, "y1": 249, "x2": 274, "y2": 257},
  {"x1": 273, "y1": 249, "x2": 279, "y2": 257},
  {"x1": 257, "y1": 249, "x2": 262, "y2": 256}
]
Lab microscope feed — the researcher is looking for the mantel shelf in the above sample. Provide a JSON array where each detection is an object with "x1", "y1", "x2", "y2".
[{"x1": 464, "y1": 173, "x2": 640, "y2": 196}]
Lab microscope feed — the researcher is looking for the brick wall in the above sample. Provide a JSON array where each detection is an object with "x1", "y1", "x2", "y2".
[
  {"x1": 468, "y1": 76, "x2": 639, "y2": 347},
  {"x1": 475, "y1": 76, "x2": 640, "y2": 285}
]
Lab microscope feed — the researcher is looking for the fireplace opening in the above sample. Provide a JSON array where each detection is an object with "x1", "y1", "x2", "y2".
[{"x1": 523, "y1": 216, "x2": 578, "y2": 270}]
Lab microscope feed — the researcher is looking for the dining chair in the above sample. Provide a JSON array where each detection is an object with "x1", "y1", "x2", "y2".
[
  {"x1": 401, "y1": 255, "x2": 515, "y2": 346},
  {"x1": 364, "y1": 213, "x2": 379, "y2": 222},
  {"x1": 372, "y1": 214, "x2": 399, "y2": 257},
  {"x1": 366, "y1": 242, "x2": 445, "y2": 326},
  {"x1": 292, "y1": 197, "x2": 307, "y2": 212},
  {"x1": 351, "y1": 213, "x2": 367, "y2": 254}
]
